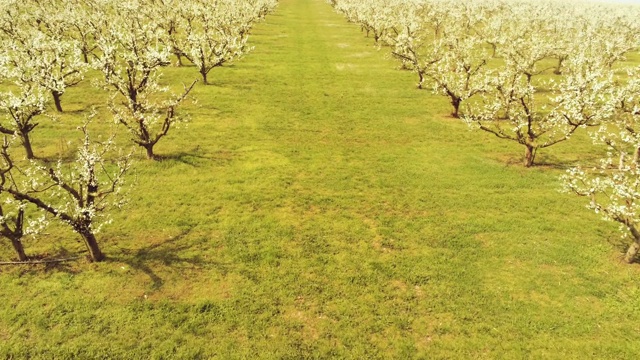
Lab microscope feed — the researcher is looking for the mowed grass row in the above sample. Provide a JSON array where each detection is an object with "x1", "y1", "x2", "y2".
[{"x1": 1, "y1": 0, "x2": 640, "y2": 358}]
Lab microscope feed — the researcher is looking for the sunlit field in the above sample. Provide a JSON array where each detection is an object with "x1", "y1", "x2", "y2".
[{"x1": 1, "y1": 0, "x2": 640, "y2": 358}]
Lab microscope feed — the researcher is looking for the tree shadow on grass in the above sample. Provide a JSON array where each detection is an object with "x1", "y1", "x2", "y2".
[
  {"x1": 534, "y1": 153, "x2": 604, "y2": 170},
  {"x1": 109, "y1": 229, "x2": 229, "y2": 291},
  {"x1": 155, "y1": 151, "x2": 210, "y2": 167},
  {"x1": 496, "y1": 152, "x2": 604, "y2": 170},
  {"x1": 0, "y1": 246, "x2": 85, "y2": 276},
  {"x1": 156, "y1": 147, "x2": 234, "y2": 167},
  {"x1": 41, "y1": 247, "x2": 86, "y2": 273},
  {"x1": 34, "y1": 150, "x2": 76, "y2": 164},
  {"x1": 57, "y1": 108, "x2": 89, "y2": 115}
]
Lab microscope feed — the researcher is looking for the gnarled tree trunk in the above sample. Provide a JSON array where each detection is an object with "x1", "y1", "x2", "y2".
[
  {"x1": 20, "y1": 131, "x2": 35, "y2": 160},
  {"x1": 79, "y1": 228, "x2": 105, "y2": 262},
  {"x1": 175, "y1": 52, "x2": 184, "y2": 67},
  {"x1": 524, "y1": 144, "x2": 535, "y2": 167},
  {"x1": 143, "y1": 144, "x2": 155, "y2": 160},
  {"x1": 625, "y1": 242, "x2": 640, "y2": 263},
  {"x1": 1, "y1": 208, "x2": 28, "y2": 261},
  {"x1": 624, "y1": 224, "x2": 640, "y2": 263},
  {"x1": 52, "y1": 91, "x2": 63, "y2": 112},
  {"x1": 450, "y1": 96, "x2": 461, "y2": 118},
  {"x1": 9, "y1": 236, "x2": 28, "y2": 262},
  {"x1": 200, "y1": 68, "x2": 209, "y2": 85}
]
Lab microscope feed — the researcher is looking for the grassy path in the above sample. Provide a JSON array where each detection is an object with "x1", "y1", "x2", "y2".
[{"x1": 1, "y1": 0, "x2": 640, "y2": 358}]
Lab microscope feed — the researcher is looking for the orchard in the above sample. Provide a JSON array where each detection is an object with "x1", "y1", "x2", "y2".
[{"x1": 2, "y1": 0, "x2": 640, "y2": 358}]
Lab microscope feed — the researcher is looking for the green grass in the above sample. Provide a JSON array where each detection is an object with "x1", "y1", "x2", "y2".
[{"x1": 1, "y1": 0, "x2": 640, "y2": 358}]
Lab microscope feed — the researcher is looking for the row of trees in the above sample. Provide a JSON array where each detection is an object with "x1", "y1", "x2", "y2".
[
  {"x1": 330, "y1": 0, "x2": 640, "y2": 263},
  {"x1": 0, "y1": 0, "x2": 278, "y2": 262},
  {"x1": 0, "y1": 0, "x2": 277, "y2": 160}
]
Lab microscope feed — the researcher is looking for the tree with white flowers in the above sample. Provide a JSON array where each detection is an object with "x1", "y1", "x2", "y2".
[
  {"x1": 562, "y1": 159, "x2": 640, "y2": 263},
  {"x1": 0, "y1": 121, "x2": 132, "y2": 262},
  {"x1": 0, "y1": 200, "x2": 30, "y2": 262},
  {"x1": 0, "y1": 80, "x2": 47, "y2": 160},
  {"x1": 93, "y1": 0, "x2": 196, "y2": 159},
  {"x1": 61, "y1": 0, "x2": 102, "y2": 64},
  {"x1": 0, "y1": 138, "x2": 37, "y2": 261},
  {"x1": 157, "y1": 0, "x2": 276, "y2": 70},
  {"x1": 0, "y1": 136, "x2": 48, "y2": 261},
  {"x1": 463, "y1": 56, "x2": 616, "y2": 167},
  {"x1": 426, "y1": 35, "x2": 491, "y2": 118},
  {"x1": 0, "y1": 0, "x2": 87, "y2": 112},
  {"x1": 592, "y1": 67, "x2": 640, "y2": 167},
  {"x1": 152, "y1": 0, "x2": 189, "y2": 66},
  {"x1": 562, "y1": 66, "x2": 640, "y2": 263},
  {"x1": 5, "y1": 31, "x2": 86, "y2": 113},
  {"x1": 174, "y1": 0, "x2": 252, "y2": 85},
  {"x1": 386, "y1": 0, "x2": 436, "y2": 88},
  {"x1": 387, "y1": 1, "x2": 491, "y2": 117}
]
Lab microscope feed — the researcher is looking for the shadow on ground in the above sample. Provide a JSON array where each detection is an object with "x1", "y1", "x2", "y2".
[{"x1": 110, "y1": 228, "x2": 229, "y2": 290}]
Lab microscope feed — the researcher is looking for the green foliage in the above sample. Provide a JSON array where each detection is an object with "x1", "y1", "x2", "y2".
[{"x1": 1, "y1": 0, "x2": 640, "y2": 358}]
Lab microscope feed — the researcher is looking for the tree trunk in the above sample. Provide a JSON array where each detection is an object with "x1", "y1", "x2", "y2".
[
  {"x1": 2, "y1": 209, "x2": 28, "y2": 261},
  {"x1": 20, "y1": 132, "x2": 35, "y2": 159},
  {"x1": 554, "y1": 57, "x2": 565, "y2": 75},
  {"x1": 200, "y1": 69, "x2": 209, "y2": 85},
  {"x1": 52, "y1": 91, "x2": 63, "y2": 112},
  {"x1": 524, "y1": 144, "x2": 535, "y2": 167},
  {"x1": 10, "y1": 236, "x2": 28, "y2": 262},
  {"x1": 144, "y1": 144, "x2": 155, "y2": 160},
  {"x1": 82, "y1": 49, "x2": 89, "y2": 64},
  {"x1": 80, "y1": 229, "x2": 105, "y2": 262},
  {"x1": 451, "y1": 97, "x2": 461, "y2": 118},
  {"x1": 176, "y1": 52, "x2": 184, "y2": 67},
  {"x1": 525, "y1": 73, "x2": 533, "y2": 84},
  {"x1": 624, "y1": 241, "x2": 640, "y2": 263}
]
